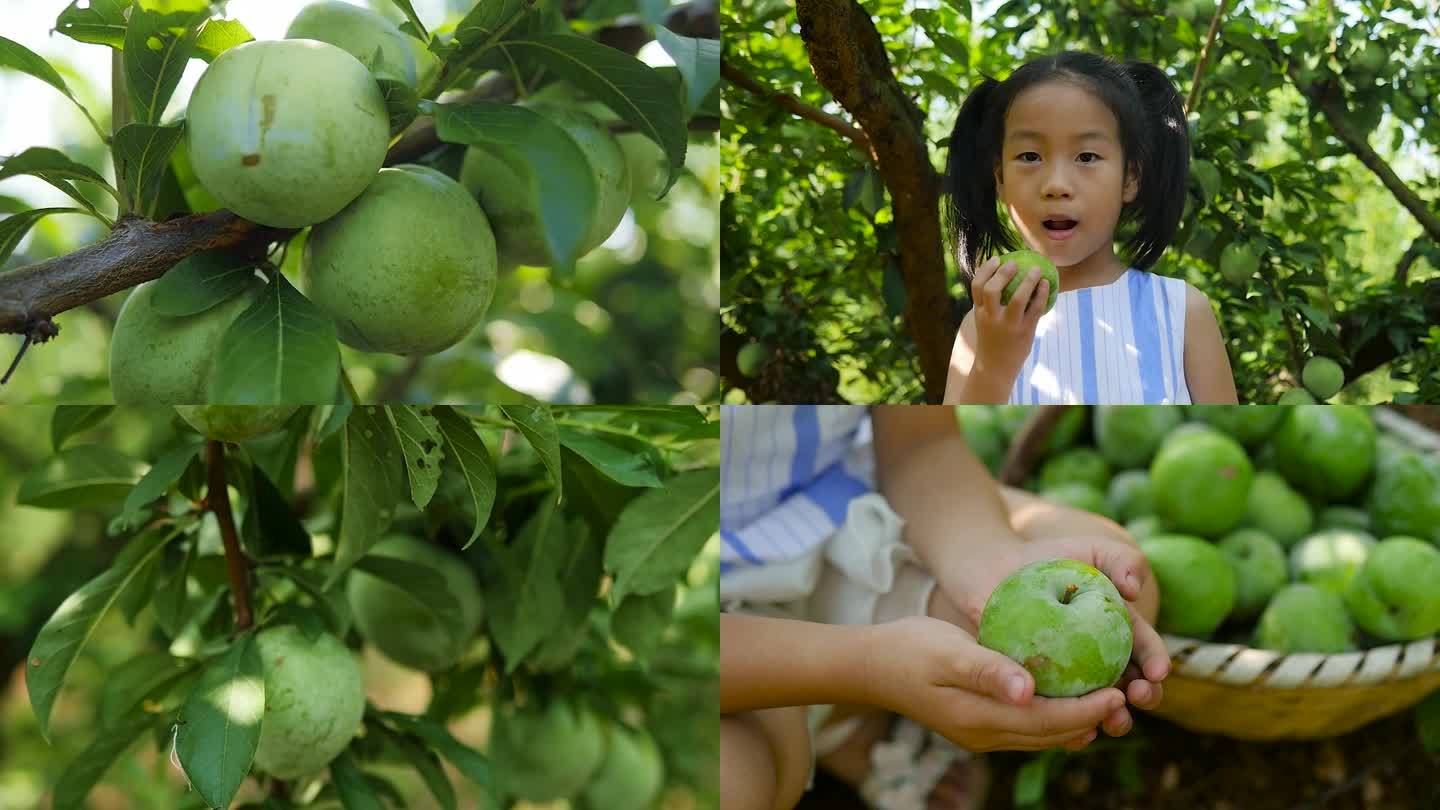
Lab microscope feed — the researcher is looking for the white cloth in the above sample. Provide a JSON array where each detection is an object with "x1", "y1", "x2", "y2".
[
  {"x1": 721, "y1": 405, "x2": 875, "y2": 577},
  {"x1": 1009, "y1": 268, "x2": 1192, "y2": 404}
]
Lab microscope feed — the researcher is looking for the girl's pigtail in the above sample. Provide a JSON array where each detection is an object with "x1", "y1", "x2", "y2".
[
  {"x1": 942, "y1": 77, "x2": 1009, "y2": 278},
  {"x1": 1123, "y1": 62, "x2": 1190, "y2": 271}
]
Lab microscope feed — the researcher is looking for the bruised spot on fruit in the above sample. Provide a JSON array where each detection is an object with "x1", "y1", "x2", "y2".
[
  {"x1": 1024, "y1": 654, "x2": 1054, "y2": 673},
  {"x1": 242, "y1": 154, "x2": 261, "y2": 166},
  {"x1": 30, "y1": 657, "x2": 40, "y2": 667}
]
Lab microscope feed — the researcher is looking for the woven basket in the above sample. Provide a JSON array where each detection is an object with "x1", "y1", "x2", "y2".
[
  {"x1": 1148, "y1": 408, "x2": 1440, "y2": 740},
  {"x1": 1010, "y1": 405, "x2": 1440, "y2": 740}
]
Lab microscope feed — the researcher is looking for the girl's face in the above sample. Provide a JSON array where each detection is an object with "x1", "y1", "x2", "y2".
[{"x1": 993, "y1": 80, "x2": 1139, "y2": 270}]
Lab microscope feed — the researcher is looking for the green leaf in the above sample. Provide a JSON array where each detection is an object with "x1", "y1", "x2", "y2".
[
  {"x1": 207, "y1": 272, "x2": 342, "y2": 405},
  {"x1": 0, "y1": 147, "x2": 120, "y2": 214},
  {"x1": 0, "y1": 35, "x2": 103, "y2": 136},
  {"x1": 1418, "y1": 689, "x2": 1440, "y2": 753},
  {"x1": 499, "y1": 403, "x2": 562, "y2": 501},
  {"x1": 176, "y1": 634, "x2": 264, "y2": 810},
  {"x1": 17, "y1": 444, "x2": 145, "y2": 509},
  {"x1": 193, "y1": 18, "x2": 252, "y2": 62},
  {"x1": 52, "y1": 712, "x2": 156, "y2": 810},
  {"x1": 496, "y1": 34, "x2": 687, "y2": 190},
  {"x1": 487, "y1": 499, "x2": 566, "y2": 671},
  {"x1": 559, "y1": 446, "x2": 639, "y2": 537},
  {"x1": 26, "y1": 525, "x2": 182, "y2": 741},
  {"x1": 528, "y1": 518, "x2": 602, "y2": 671},
  {"x1": 1013, "y1": 749, "x2": 1059, "y2": 806},
  {"x1": 352, "y1": 553, "x2": 464, "y2": 648},
  {"x1": 118, "y1": 440, "x2": 203, "y2": 526},
  {"x1": 123, "y1": 4, "x2": 209, "y2": 125},
  {"x1": 386, "y1": 731, "x2": 457, "y2": 810},
  {"x1": 605, "y1": 467, "x2": 718, "y2": 602},
  {"x1": 55, "y1": 0, "x2": 133, "y2": 49},
  {"x1": 429, "y1": 101, "x2": 594, "y2": 274},
  {"x1": 0, "y1": 208, "x2": 87, "y2": 268},
  {"x1": 330, "y1": 750, "x2": 386, "y2": 810},
  {"x1": 452, "y1": 0, "x2": 532, "y2": 49},
  {"x1": 242, "y1": 467, "x2": 312, "y2": 560},
  {"x1": 378, "y1": 76, "x2": 421, "y2": 136},
  {"x1": 149, "y1": 251, "x2": 260, "y2": 317},
  {"x1": 651, "y1": 26, "x2": 719, "y2": 119},
  {"x1": 385, "y1": 0, "x2": 429, "y2": 43},
  {"x1": 153, "y1": 537, "x2": 197, "y2": 639},
  {"x1": 387, "y1": 406, "x2": 443, "y2": 510},
  {"x1": 556, "y1": 426, "x2": 663, "y2": 487},
  {"x1": 112, "y1": 121, "x2": 185, "y2": 219},
  {"x1": 379, "y1": 712, "x2": 493, "y2": 792},
  {"x1": 96, "y1": 651, "x2": 195, "y2": 729},
  {"x1": 329, "y1": 407, "x2": 405, "y2": 586},
  {"x1": 432, "y1": 406, "x2": 496, "y2": 549},
  {"x1": 611, "y1": 585, "x2": 675, "y2": 659},
  {"x1": 51, "y1": 406, "x2": 116, "y2": 451},
  {"x1": 266, "y1": 565, "x2": 351, "y2": 638}
]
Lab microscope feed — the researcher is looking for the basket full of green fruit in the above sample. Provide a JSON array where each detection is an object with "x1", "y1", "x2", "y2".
[{"x1": 957, "y1": 404, "x2": 1440, "y2": 740}]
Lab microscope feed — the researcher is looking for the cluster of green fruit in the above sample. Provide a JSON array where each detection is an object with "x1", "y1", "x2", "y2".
[
  {"x1": 110, "y1": 1, "x2": 663, "y2": 403},
  {"x1": 958, "y1": 405, "x2": 1440, "y2": 656},
  {"x1": 170, "y1": 407, "x2": 667, "y2": 803}
]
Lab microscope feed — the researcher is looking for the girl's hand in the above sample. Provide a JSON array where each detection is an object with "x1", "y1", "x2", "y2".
[
  {"x1": 861, "y1": 616, "x2": 1127, "y2": 753},
  {"x1": 968, "y1": 256, "x2": 1050, "y2": 379},
  {"x1": 938, "y1": 537, "x2": 1169, "y2": 737}
]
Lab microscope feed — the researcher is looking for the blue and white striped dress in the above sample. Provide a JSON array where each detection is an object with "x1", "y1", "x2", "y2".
[
  {"x1": 720, "y1": 406, "x2": 875, "y2": 577},
  {"x1": 1009, "y1": 269, "x2": 1191, "y2": 404}
]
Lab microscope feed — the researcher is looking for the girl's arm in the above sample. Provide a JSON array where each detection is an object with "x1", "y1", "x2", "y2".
[
  {"x1": 1182, "y1": 283, "x2": 1240, "y2": 404},
  {"x1": 943, "y1": 311, "x2": 1020, "y2": 404},
  {"x1": 720, "y1": 613, "x2": 876, "y2": 714}
]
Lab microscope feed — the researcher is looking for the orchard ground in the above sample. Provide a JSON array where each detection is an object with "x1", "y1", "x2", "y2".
[{"x1": 800, "y1": 710, "x2": 1439, "y2": 810}]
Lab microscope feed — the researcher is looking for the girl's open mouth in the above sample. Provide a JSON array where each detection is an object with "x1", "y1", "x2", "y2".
[{"x1": 1043, "y1": 219, "x2": 1078, "y2": 241}]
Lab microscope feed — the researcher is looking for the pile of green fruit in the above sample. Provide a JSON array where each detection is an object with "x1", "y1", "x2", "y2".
[{"x1": 957, "y1": 405, "x2": 1440, "y2": 654}]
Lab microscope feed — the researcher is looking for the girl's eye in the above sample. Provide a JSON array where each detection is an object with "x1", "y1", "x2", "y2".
[{"x1": 1018, "y1": 152, "x2": 1101, "y2": 163}]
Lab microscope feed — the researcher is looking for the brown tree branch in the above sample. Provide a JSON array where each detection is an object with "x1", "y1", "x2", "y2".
[
  {"x1": 793, "y1": 0, "x2": 953, "y2": 402},
  {"x1": 999, "y1": 406, "x2": 1067, "y2": 487},
  {"x1": 1183, "y1": 0, "x2": 1229, "y2": 116},
  {"x1": 1286, "y1": 60, "x2": 1440, "y2": 243},
  {"x1": 207, "y1": 439, "x2": 253, "y2": 632},
  {"x1": 0, "y1": 212, "x2": 283, "y2": 335},
  {"x1": 722, "y1": 60, "x2": 873, "y2": 157}
]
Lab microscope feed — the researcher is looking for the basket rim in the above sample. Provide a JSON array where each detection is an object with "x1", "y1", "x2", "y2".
[{"x1": 1159, "y1": 632, "x2": 1440, "y2": 689}]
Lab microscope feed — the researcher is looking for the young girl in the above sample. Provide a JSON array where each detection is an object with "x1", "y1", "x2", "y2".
[
  {"x1": 940, "y1": 51, "x2": 1238, "y2": 404},
  {"x1": 720, "y1": 405, "x2": 1170, "y2": 810}
]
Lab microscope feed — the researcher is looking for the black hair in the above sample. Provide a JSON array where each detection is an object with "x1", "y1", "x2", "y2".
[{"x1": 940, "y1": 51, "x2": 1189, "y2": 277}]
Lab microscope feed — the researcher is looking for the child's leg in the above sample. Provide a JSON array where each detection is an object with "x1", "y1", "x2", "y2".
[{"x1": 721, "y1": 706, "x2": 812, "y2": 810}]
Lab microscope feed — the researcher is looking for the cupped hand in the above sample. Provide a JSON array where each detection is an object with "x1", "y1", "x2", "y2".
[
  {"x1": 940, "y1": 536, "x2": 1171, "y2": 737},
  {"x1": 862, "y1": 616, "x2": 1129, "y2": 754}
]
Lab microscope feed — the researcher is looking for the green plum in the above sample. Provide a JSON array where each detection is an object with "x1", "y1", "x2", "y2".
[
  {"x1": 1255, "y1": 584, "x2": 1356, "y2": 653},
  {"x1": 346, "y1": 535, "x2": 485, "y2": 671},
  {"x1": 1140, "y1": 534, "x2": 1236, "y2": 637},
  {"x1": 175, "y1": 406, "x2": 299, "y2": 442},
  {"x1": 252, "y1": 626, "x2": 365, "y2": 779},
  {"x1": 1343, "y1": 536, "x2": 1440, "y2": 641},
  {"x1": 109, "y1": 279, "x2": 265, "y2": 404},
  {"x1": 187, "y1": 39, "x2": 389, "y2": 227},
  {"x1": 977, "y1": 559, "x2": 1132, "y2": 697},
  {"x1": 461, "y1": 105, "x2": 631, "y2": 268},
  {"x1": 303, "y1": 165, "x2": 497, "y2": 356}
]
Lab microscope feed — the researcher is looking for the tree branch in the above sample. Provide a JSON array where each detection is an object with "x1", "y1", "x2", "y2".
[
  {"x1": 1183, "y1": 0, "x2": 1230, "y2": 116},
  {"x1": 722, "y1": 60, "x2": 873, "y2": 157},
  {"x1": 0, "y1": 212, "x2": 283, "y2": 335},
  {"x1": 207, "y1": 440, "x2": 253, "y2": 632},
  {"x1": 793, "y1": 0, "x2": 954, "y2": 402}
]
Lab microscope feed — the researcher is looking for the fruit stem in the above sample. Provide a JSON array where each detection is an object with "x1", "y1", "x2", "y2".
[{"x1": 1061, "y1": 583, "x2": 1078, "y2": 605}]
